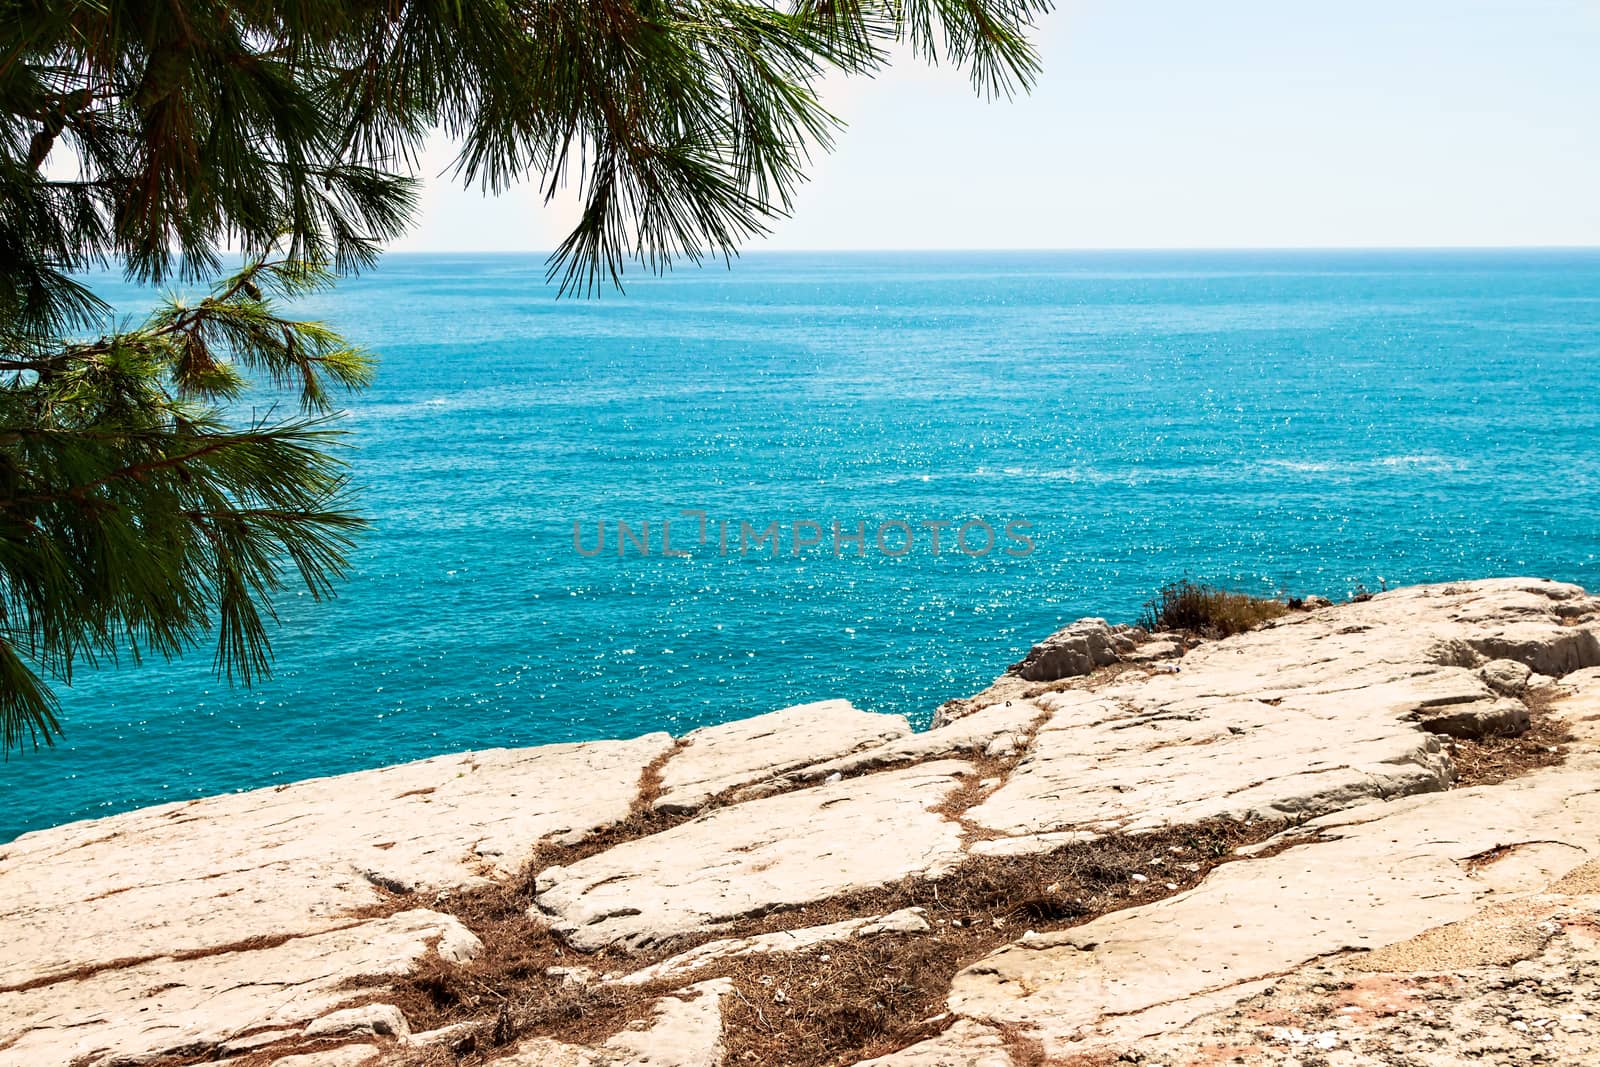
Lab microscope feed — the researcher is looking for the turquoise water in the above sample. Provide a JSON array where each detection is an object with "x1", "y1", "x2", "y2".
[{"x1": 5, "y1": 250, "x2": 1599, "y2": 842}]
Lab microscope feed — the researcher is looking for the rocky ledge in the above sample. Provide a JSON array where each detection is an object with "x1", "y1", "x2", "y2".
[{"x1": 5, "y1": 578, "x2": 1600, "y2": 1067}]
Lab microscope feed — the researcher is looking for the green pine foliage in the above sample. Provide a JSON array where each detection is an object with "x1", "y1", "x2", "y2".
[
  {"x1": 0, "y1": 1, "x2": 1049, "y2": 752},
  {"x1": 0, "y1": 257, "x2": 370, "y2": 749}
]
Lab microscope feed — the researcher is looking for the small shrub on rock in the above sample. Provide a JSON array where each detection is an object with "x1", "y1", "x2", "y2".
[{"x1": 1139, "y1": 580, "x2": 1288, "y2": 638}]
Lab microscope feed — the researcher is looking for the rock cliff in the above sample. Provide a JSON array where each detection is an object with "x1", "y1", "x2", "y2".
[{"x1": 4, "y1": 578, "x2": 1600, "y2": 1066}]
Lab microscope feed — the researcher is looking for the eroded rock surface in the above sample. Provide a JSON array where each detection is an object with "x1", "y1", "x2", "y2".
[
  {"x1": 964, "y1": 579, "x2": 1599, "y2": 848},
  {"x1": 1017, "y1": 852, "x2": 1600, "y2": 1067},
  {"x1": 852, "y1": 1020, "x2": 1017, "y2": 1066},
  {"x1": 2, "y1": 578, "x2": 1597, "y2": 1067},
  {"x1": 0, "y1": 735, "x2": 670, "y2": 990},
  {"x1": 909, "y1": 651, "x2": 1600, "y2": 1065},
  {"x1": 948, "y1": 757, "x2": 1600, "y2": 1055},
  {"x1": 1122, "y1": 923, "x2": 1600, "y2": 1066},
  {"x1": 492, "y1": 979, "x2": 730, "y2": 1067},
  {"x1": 270, "y1": 1047, "x2": 382, "y2": 1067},
  {"x1": 794, "y1": 699, "x2": 1045, "y2": 783},
  {"x1": 0, "y1": 909, "x2": 478, "y2": 1067},
  {"x1": 1007, "y1": 618, "x2": 1147, "y2": 682},
  {"x1": 653, "y1": 699, "x2": 909, "y2": 813},
  {"x1": 534, "y1": 761, "x2": 972, "y2": 951}
]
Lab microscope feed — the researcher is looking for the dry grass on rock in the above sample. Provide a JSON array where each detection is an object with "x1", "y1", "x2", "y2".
[
  {"x1": 715, "y1": 819, "x2": 1278, "y2": 1066},
  {"x1": 194, "y1": 820, "x2": 1280, "y2": 1067},
  {"x1": 345, "y1": 819, "x2": 1281, "y2": 1067},
  {"x1": 1448, "y1": 695, "x2": 1574, "y2": 788},
  {"x1": 1139, "y1": 579, "x2": 1288, "y2": 638}
]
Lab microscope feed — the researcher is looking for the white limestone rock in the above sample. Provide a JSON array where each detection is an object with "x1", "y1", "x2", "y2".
[
  {"x1": 548, "y1": 964, "x2": 601, "y2": 986},
  {"x1": 946, "y1": 756, "x2": 1600, "y2": 1058},
  {"x1": 1467, "y1": 624, "x2": 1600, "y2": 677},
  {"x1": 303, "y1": 1002, "x2": 410, "y2": 1039},
  {"x1": 1122, "y1": 637, "x2": 1183, "y2": 662},
  {"x1": 983, "y1": 733, "x2": 1022, "y2": 758},
  {"x1": 270, "y1": 1046, "x2": 380, "y2": 1067},
  {"x1": 851, "y1": 1019, "x2": 1017, "y2": 1066},
  {"x1": 1007, "y1": 618, "x2": 1144, "y2": 682},
  {"x1": 491, "y1": 979, "x2": 731, "y2": 1067},
  {"x1": 797, "y1": 700, "x2": 1046, "y2": 782},
  {"x1": 535, "y1": 762, "x2": 972, "y2": 951},
  {"x1": 967, "y1": 830, "x2": 1100, "y2": 859},
  {"x1": 1480, "y1": 657, "x2": 1534, "y2": 696},
  {"x1": 652, "y1": 699, "x2": 910, "y2": 813},
  {"x1": 963, "y1": 688, "x2": 1453, "y2": 838},
  {"x1": 962, "y1": 581, "x2": 1600, "y2": 841},
  {"x1": 1098, "y1": 901, "x2": 1600, "y2": 1067},
  {"x1": 1548, "y1": 667, "x2": 1600, "y2": 749},
  {"x1": 0, "y1": 734, "x2": 671, "y2": 989},
  {"x1": 407, "y1": 1022, "x2": 479, "y2": 1049},
  {"x1": 218, "y1": 1027, "x2": 302, "y2": 1054},
  {"x1": 0, "y1": 909, "x2": 478, "y2": 1067},
  {"x1": 603, "y1": 978, "x2": 733, "y2": 1066}
]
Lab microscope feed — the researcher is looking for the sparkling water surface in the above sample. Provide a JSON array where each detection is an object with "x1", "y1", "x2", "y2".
[{"x1": 5, "y1": 250, "x2": 1598, "y2": 842}]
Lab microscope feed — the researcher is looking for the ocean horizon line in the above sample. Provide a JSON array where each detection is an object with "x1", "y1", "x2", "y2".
[{"x1": 378, "y1": 244, "x2": 1600, "y2": 257}]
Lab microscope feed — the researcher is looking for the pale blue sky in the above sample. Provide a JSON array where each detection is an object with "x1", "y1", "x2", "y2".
[{"x1": 393, "y1": 1, "x2": 1600, "y2": 252}]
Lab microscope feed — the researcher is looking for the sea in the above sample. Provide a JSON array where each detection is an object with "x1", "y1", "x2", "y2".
[{"x1": 5, "y1": 250, "x2": 1598, "y2": 842}]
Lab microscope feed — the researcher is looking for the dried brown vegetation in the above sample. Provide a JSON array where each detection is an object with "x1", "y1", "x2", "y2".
[
  {"x1": 1139, "y1": 580, "x2": 1288, "y2": 638},
  {"x1": 1448, "y1": 698, "x2": 1574, "y2": 788},
  {"x1": 321, "y1": 819, "x2": 1282, "y2": 1067},
  {"x1": 716, "y1": 819, "x2": 1277, "y2": 1067}
]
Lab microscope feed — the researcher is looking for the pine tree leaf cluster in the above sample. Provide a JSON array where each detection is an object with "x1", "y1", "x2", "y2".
[{"x1": 0, "y1": 0, "x2": 1049, "y2": 752}]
